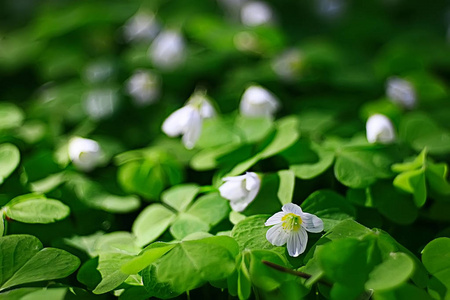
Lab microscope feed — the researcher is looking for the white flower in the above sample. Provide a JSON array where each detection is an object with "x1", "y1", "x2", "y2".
[
  {"x1": 240, "y1": 1, "x2": 274, "y2": 27},
  {"x1": 265, "y1": 203, "x2": 323, "y2": 257},
  {"x1": 219, "y1": 172, "x2": 261, "y2": 212},
  {"x1": 126, "y1": 70, "x2": 161, "y2": 106},
  {"x1": 162, "y1": 92, "x2": 216, "y2": 149},
  {"x1": 366, "y1": 114, "x2": 396, "y2": 144},
  {"x1": 386, "y1": 77, "x2": 416, "y2": 109},
  {"x1": 272, "y1": 49, "x2": 303, "y2": 81},
  {"x1": 240, "y1": 85, "x2": 280, "y2": 117},
  {"x1": 68, "y1": 137, "x2": 102, "y2": 172},
  {"x1": 123, "y1": 12, "x2": 160, "y2": 42},
  {"x1": 148, "y1": 30, "x2": 186, "y2": 71}
]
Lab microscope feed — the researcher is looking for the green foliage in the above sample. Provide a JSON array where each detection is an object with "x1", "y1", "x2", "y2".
[
  {"x1": 0, "y1": 0, "x2": 449, "y2": 299},
  {"x1": 0, "y1": 144, "x2": 20, "y2": 185},
  {"x1": 0, "y1": 235, "x2": 80, "y2": 291}
]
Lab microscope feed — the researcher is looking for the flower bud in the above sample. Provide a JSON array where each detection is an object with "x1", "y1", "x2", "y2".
[
  {"x1": 240, "y1": 1, "x2": 274, "y2": 26},
  {"x1": 123, "y1": 12, "x2": 160, "y2": 43},
  {"x1": 366, "y1": 114, "x2": 396, "y2": 144},
  {"x1": 148, "y1": 30, "x2": 186, "y2": 71},
  {"x1": 162, "y1": 92, "x2": 216, "y2": 149},
  {"x1": 219, "y1": 172, "x2": 261, "y2": 212},
  {"x1": 68, "y1": 137, "x2": 102, "y2": 171},
  {"x1": 386, "y1": 77, "x2": 416, "y2": 109},
  {"x1": 240, "y1": 85, "x2": 280, "y2": 118}
]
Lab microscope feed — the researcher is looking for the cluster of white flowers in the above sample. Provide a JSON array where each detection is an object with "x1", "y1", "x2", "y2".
[{"x1": 122, "y1": 11, "x2": 187, "y2": 107}]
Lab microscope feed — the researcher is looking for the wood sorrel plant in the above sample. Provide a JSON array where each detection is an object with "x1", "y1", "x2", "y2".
[{"x1": 0, "y1": 0, "x2": 449, "y2": 299}]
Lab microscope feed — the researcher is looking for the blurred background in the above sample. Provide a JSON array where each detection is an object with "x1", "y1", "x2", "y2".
[{"x1": 1, "y1": 0, "x2": 450, "y2": 241}]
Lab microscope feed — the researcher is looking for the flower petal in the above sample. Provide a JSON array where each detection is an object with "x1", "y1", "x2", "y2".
[
  {"x1": 219, "y1": 180, "x2": 247, "y2": 202},
  {"x1": 245, "y1": 172, "x2": 260, "y2": 191},
  {"x1": 264, "y1": 211, "x2": 286, "y2": 226},
  {"x1": 282, "y1": 203, "x2": 303, "y2": 215},
  {"x1": 286, "y1": 228, "x2": 308, "y2": 257},
  {"x1": 229, "y1": 198, "x2": 251, "y2": 212},
  {"x1": 162, "y1": 106, "x2": 192, "y2": 137},
  {"x1": 266, "y1": 224, "x2": 289, "y2": 246},
  {"x1": 182, "y1": 109, "x2": 202, "y2": 149},
  {"x1": 301, "y1": 213, "x2": 324, "y2": 233}
]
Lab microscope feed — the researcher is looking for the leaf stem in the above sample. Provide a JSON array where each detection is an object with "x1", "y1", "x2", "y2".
[{"x1": 262, "y1": 260, "x2": 332, "y2": 287}]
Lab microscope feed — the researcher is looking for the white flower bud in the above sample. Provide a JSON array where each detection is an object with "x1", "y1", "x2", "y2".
[
  {"x1": 126, "y1": 70, "x2": 161, "y2": 106},
  {"x1": 68, "y1": 137, "x2": 102, "y2": 172},
  {"x1": 162, "y1": 92, "x2": 216, "y2": 149},
  {"x1": 219, "y1": 172, "x2": 261, "y2": 212},
  {"x1": 240, "y1": 85, "x2": 280, "y2": 118},
  {"x1": 123, "y1": 12, "x2": 160, "y2": 43},
  {"x1": 240, "y1": 1, "x2": 274, "y2": 27},
  {"x1": 386, "y1": 77, "x2": 416, "y2": 109},
  {"x1": 149, "y1": 30, "x2": 186, "y2": 71},
  {"x1": 366, "y1": 114, "x2": 396, "y2": 144}
]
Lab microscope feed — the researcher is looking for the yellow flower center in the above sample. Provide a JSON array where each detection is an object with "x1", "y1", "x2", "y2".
[{"x1": 281, "y1": 213, "x2": 302, "y2": 232}]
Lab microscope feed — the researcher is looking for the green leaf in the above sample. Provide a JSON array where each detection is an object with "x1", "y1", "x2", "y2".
[
  {"x1": 190, "y1": 143, "x2": 247, "y2": 171},
  {"x1": 365, "y1": 252, "x2": 415, "y2": 291},
  {"x1": 370, "y1": 181, "x2": 418, "y2": 225},
  {"x1": 289, "y1": 142, "x2": 335, "y2": 180},
  {"x1": 0, "y1": 235, "x2": 80, "y2": 291},
  {"x1": 144, "y1": 236, "x2": 239, "y2": 294},
  {"x1": 186, "y1": 192, "x2": 230, "y2": 226},
  {"x1": 393, "y1": 168, "x2": 427, "y2": 207},
  {"x1": 141, "y1": 264, "x2": 180, "y2": 299},
  {"x1": 373, "y1": 283, "x2": 433, "y2": 300},
  {"x1": 238, "y1": 255, "x2": 252, "y2": 300},
  {"x1": 0, "y1": 102, "x2": 24, "y2": 130},
  {"x1": 317, "y1": 237, "x2": 379, "y2": 298},
  {"x1": 234, "y1": 116, "x2": 274, "y2": 143},
  {"x1": 161, "y1": 184, "x2": 199, "y2": 212},
  {"x1": 426, "y1": 161, "x2": 450, "y2": 195},
  {"x1": 5, "y1": 194, "x2": 70, "y2": 224},
  {"x1": 117, "y1": 160, "x2": 165, "y2": 199},
  {"x1": 196, "y1": 118, "x2": 241, "y2": 149},
  {"x1": 132, "y1": 204, "x2": 176, "y2": 247},
  {"x1": 247, "y1": 250, "x2": 290, "y2": 291},
  {"x1": 422, "y1": 237, "x2": 450, "y2": 298},
  {"x1": 92, "y1": 253, "x2": 133, "y2": 294},
  {"x1": 170, "y1": 213, "x2": 210, "y2": 240},
  {"x1": 334, "y1": 148, "x2": 393, "y2": 188},
  {"x1": 0, "y1": 143, "x2": 20, "y2": 185},
  {"x1": 301, "y1": 190, "x2": 356, "y2": 231},
  {"x1": 259, "y1": 116, "x2": 300, "y2": 159},
  {"x1": 88, "y1": 194, "x2": 141, "y2": 214},
  {"x1": 277, "y1": 170, "x2": 295, "y2": 205},
  {"x1": 121, "y1": 243, "x2": 176, "y2": 275},
  {"x1": 226, "y1": 155, "x2": 261, "y2": 177},
  {"x1": 391, "y1": 148, "x2": 427, "y2": 173},
  {"x1": 400, "y1": 113, "x2": 450, "y2": 155},
  {"x1": 232, "y1": 215, "x2": 284, "y2": 255}
]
